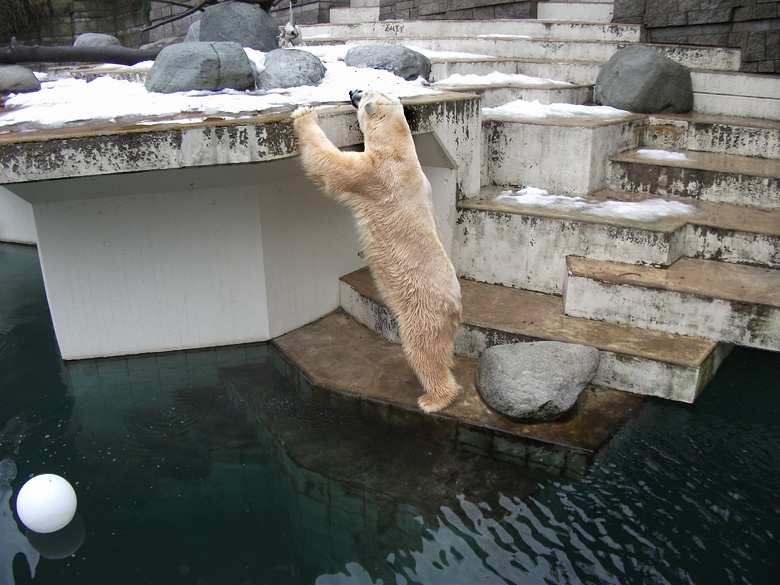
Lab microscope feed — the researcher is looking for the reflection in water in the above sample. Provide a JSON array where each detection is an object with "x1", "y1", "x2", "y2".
[
  {"x1": 1, "y1": 241, "x2": 779, "y2": 585},
  {"x1": 0, "y1": 457, "x2": 40, "y2": 584}
]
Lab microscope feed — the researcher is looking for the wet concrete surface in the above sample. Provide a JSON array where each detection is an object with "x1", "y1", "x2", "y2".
[{"x1": 269, "y1": 311, "x2": 645, "y2": 477}]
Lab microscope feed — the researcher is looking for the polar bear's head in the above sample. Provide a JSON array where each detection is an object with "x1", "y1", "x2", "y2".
[{"x1": 349, "y1": 89, "x2": 407, "y2": 139}]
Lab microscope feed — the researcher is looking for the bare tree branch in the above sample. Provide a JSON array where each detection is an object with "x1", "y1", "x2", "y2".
[{"x1": 0, "y1": 41, "x2": 161, "y2": 65}]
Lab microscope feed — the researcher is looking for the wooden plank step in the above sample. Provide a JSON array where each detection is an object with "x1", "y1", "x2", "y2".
[
  {"x1": 565, "y1": 256, "x2": 780, "y2": 351},
  {"x1": 340, "y1": 267, "x2": 729, "y2": 402},
  {"x1": 609, "y1": 148, "x2": 780, "y2": 209}
]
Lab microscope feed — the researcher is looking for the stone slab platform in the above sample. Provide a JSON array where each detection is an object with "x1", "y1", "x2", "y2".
[{"x1": 272, "y1": 311, "x2": 644, "y2": 477}]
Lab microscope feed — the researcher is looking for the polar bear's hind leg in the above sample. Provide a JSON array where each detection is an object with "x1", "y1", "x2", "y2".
[{"x1": 401, "y1": 313, "x2": 462, "y2": 413}]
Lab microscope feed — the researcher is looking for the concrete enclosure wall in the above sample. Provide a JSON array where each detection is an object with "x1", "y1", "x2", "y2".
[
  {"x1": 613, "y1": 0, "x2": 780, "y2": 74},
  {"x1": 7, "y1": 0, "x2": 777, "y2": 73},
  {"x1": 2, "y1": 107, "x2": 468, "y2": 360}
]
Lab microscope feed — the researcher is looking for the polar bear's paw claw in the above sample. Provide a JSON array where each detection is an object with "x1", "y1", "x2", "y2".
[{"x1": 292, "y1": 106, "x2": 315, "y2": 120}]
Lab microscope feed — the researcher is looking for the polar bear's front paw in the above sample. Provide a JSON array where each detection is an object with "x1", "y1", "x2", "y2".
[{"x1": 292, "y1": 106, "x2": 315, "y2": 121}]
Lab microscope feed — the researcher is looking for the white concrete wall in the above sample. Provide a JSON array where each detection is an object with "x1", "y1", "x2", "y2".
[
  {"x1": 0, "y1": 187, "x2": 36, "y2": 244},
  {"x1": 10, "y1": 160, "x2": 362, "y2": 359},
  {"x1": 4, "y1": 131, "x2": 459, "y2": 360}
]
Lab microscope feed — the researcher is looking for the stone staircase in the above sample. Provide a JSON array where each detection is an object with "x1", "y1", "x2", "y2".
[{"x1": 290, "y1": 13, "x2": 780, "y2": 408}]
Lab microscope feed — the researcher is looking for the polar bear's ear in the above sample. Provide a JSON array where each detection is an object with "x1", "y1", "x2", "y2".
[{"x1": 363, "y1": 101, "x2": 377, "y2": 117}]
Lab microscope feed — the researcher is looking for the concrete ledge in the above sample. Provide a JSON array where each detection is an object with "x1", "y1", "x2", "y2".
[
  {"x1": 482, "y1": 114, "x2": 645, "y2": 194},
  {"x1": 565, "y1": 256, "x2": 780, "y2": 351},
  {"x1": 609, "y1": 148, "x2": 780, "y2": 210},
  {"x1": 272, "y1": 310, "x2": 646, "y2": 477},
  {"x1": 300, "y1": 20, "x2": 643, "y2": 43},
  {"x1": 641, "y1": 113, "x2": 780, "y2": 160},
  {"x1": 433, "y1": 82, "x2": 592, "y2": 107},
  {"x1": 1, "y1": 92, "x2": 481, "y2": 359},
  {"x1": 455, "y1": 187, "x2": 686, "y2": 294},
  {"x1": 339, "y1": 266, "x2": 725, "y2": 402}
]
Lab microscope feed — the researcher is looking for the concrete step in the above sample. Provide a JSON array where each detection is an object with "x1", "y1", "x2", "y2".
[
  {"x1": 339, "y1": 267, "x2": 729, "y2": 402},
  {"x1": 312, "y1": 35, "x2": 626, "y2": 64},
  {"x1": 455, "y1": 187, "x2": 780, "y2": 294},
  {"x1": 537, "y1": 1, "x2": 615, "y2": 23},
  {"x1": 482, "y1": 107, "x2": 644, "y2": 193},
  {"x1": 329, "y1": 6, "x2": 380, "y2": 24},
  {"x1": 300, "y1": 20, "x2": 643, "y2": 43},
  {"x1": 456, "y1": 186, "x2": 687, "y2": 295},
  {"x1": 304, "y1": 36, "x2": 742, "y2": 73},
  {"x1": 433, "y1": 78, "x2": 592, "y2": 107},
  {"x1": 690, "y1": 70, "x2": 780, "y2": 120},
  {"x1": 593, "y1": 190, "x2": 780, "y2": 269},
  {"x1": 608, "y1": 148, "x2": 780, "y2": 210},
  {"x1": 564, "y1": 256, "x2": 780, "y2": 351},
  {"x1": 640, "y1": 113, "x2": 780, "y2": 160},
  {"x1": 427, "y1": 55, "x2": 603, "y2": 85},
  {"x1": 272, "y1": 310, "x2": 646, "y2": 477}
]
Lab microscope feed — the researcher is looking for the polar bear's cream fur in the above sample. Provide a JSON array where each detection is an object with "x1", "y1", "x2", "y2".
[{"x1": 292, "y1": 90, "x2": 462, "y2": 413}]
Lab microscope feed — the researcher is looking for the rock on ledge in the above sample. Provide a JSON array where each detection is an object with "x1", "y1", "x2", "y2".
[
  {"x1": 344, "y1": 45, "x2": 432, "y2": 81},
  {"x1": 145, "y1": 42, "x2": 255, "y2": 93},
  {"x1": 476, "y1": 341, "x2": 601, "y2": 421},
  {"x1": 595, "y1": 45, "x2": 693, "y2": 114}
]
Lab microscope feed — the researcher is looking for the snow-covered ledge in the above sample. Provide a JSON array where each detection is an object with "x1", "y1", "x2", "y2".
[{"x1": 0, "y1": 93, "x2": 480, "y2": 359}]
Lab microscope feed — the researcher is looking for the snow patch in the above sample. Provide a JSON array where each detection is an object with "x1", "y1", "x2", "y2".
[
  {"x1": 495, "y1": 188, "x2": 698, "y2": 222},
  {"x1": 484, "y1": 99, "x2": 632, "y2": 120},
  {"x1": 636, "y1": 149, "x2": 695, "y2": 162},
  {"x1": 0, "y1": 46, "x2": 436, "y2": 129},
  {"x1": 435, "y1": 71, "x2": 572, "y2": 87}
]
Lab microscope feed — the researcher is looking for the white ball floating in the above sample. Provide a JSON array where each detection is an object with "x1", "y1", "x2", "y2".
[{"x1": 15, "y1": 474, "x2": 78, "y2": 534}]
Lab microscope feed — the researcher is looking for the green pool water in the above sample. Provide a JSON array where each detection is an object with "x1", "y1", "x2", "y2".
[{"x1": 1, "y1": 242, "x2": 778, "y2": 585}]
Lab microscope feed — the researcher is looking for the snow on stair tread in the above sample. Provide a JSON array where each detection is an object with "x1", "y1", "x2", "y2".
[
  {"x1": 460, "y1": 186, "x2": 694, "y2": 233},
  {"x1": 612, "y1": 148, "x2": 780, "y2": 180},
  {"x1": 593, "y1": 190, "x2": 780, "y2": 237}
]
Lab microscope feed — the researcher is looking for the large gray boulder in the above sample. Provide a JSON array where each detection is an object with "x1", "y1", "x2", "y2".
[
  {"x1": 595, "y1": 45, "x2": 693, "y2": 114},
  {"x1": 345, "y1": 45, "x2": 431, "y2": 81},
  {"x1": 74, "y1": 32, "x2": 121, "y2": 48},
  {"x1": 145, "y1": 42, "x2": 254, "y2": 93},
  {"x1": 0, "y1": 65, "x2": 40, "y2": 94},
  {"x1": 257, "y1": 49, "x2": 325, "y2": 89},
  {"x1": 476, "y1": 341, "x2": 600, "y2": 421},
  {"x1": 199, "y1": 1, "x2": 279, "y2": 52}
]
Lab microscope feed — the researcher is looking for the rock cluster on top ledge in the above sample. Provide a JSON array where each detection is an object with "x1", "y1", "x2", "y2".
[
  {"x1": 476, "y1": 341, "x2": 601, "y2": 421},
  {"x1": 595, "y1": 45, "x2": 693, "y2": 114}
]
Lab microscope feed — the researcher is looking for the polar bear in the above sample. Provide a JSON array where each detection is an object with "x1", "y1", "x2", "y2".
[{"x1": 292, "y1": 89, "x2": 462, "y2": 413}]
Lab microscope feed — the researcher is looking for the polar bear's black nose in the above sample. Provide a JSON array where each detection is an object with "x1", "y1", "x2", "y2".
[{"x1": 349, "y1": 89, "x2": 363, "y2": 108}]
